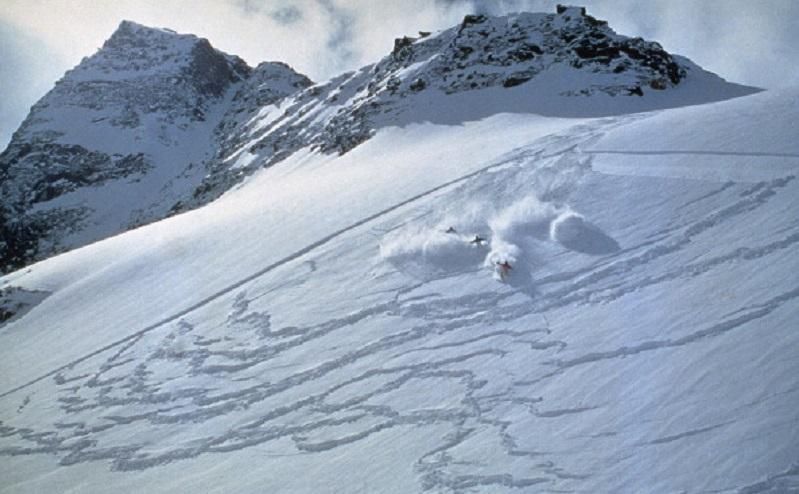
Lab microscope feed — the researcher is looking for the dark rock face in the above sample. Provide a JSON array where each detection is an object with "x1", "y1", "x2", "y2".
[
  {"x1": 188, "y1": 39, "x2": 250, "y2": 97},
  {"x1": 503, "y1": 73, "x2": 533, "y2": 87},
  {"x1": 507, "y1": 43, "x2": 543, "y2": 62},
  {"x1": 409, "y1": 78, "x2": 427, "y2": 91},
  {"x1": 461, "y1": 14, "x2": 488, "y2": 27},
  {"x1": 0, "y1": 141, "x2": 152, "y2": 272},
  {"x1": 4, "y1": 143, "x2": 148, "y2": 203},
  {"x1": 0, "y1": 286, "x2": 48, "y2": 325},
  {"x1": 0, "y1": 205, "x2": 47, "y2": 274},
  {"x1": 393, "y1": 36, "x2": 416, "y2": 57},
  {"x1": 627, "y1": 86, "x2": 644, "y2": 96}
]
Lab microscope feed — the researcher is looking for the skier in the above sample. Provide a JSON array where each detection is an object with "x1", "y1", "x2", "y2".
[
  {"x1": 496, "y1": 260, "x2": 512, "y2": 280},
  {"x1": 470, "y1": 234, "x2": 486, "y2": 245}
]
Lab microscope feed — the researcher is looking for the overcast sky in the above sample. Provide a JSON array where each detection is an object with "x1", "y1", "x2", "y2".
[{"x1": 1, "y1": 0, "x2": 798, "y2": 148}]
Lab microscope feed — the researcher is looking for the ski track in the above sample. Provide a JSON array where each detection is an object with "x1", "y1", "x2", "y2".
[
  {"x1": 0, "y1": 116, "x2": 619, "y2": 401},
  {"x1": 2, "y1": 114, "x2": 799, "y2": 493}
]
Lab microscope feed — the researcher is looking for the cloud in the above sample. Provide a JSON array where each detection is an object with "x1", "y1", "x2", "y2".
[
  {"x1": 0, "y1": 0, "x2": 797, "y2": 149},
  {"x1": 234, "y1": 1, "x2": 303, "y2": 24},
  {"x1": 269, "y1": 6, "x2": 303, "y2": 25}
]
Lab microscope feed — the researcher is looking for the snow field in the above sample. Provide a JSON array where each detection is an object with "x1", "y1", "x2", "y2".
[{"x1": 2, "y1": 88, "x2": 799, "y2": 493}]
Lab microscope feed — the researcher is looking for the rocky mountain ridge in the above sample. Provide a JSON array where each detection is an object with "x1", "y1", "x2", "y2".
[{"x1": 0, "y1": 5, "x2": 758, "y2": 272}]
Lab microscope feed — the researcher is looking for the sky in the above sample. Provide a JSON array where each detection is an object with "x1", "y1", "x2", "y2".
[{"x1": 1, "y1": 0, "x2": 798, "y2": 149}]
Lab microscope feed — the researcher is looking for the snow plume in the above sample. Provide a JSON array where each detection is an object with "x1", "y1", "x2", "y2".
[
  {"x1": 379, "y1": 225, "x2": 487, "y2": 279},
  {"x1": 381, "y1": 194, "x2": 618, "y2": 282},
  {"x1": 484, "y1": 195, "x2": 565, "y2": 280},
  {"x1": 488, "y1": 195, "x2": 562, "y2": 242},
  {"x1": 437, "y1": 201, "x2": 492, "y2": 235},
  {"x1": 550, "y1": 211, "x2": 588, "y2": 244},
  {"x1": 550, "y1": 210, "x2": 621, "y2": 254}
]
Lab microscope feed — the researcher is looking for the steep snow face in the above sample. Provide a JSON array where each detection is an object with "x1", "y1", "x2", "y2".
[
  {"x1": 1, "y1": 86, "x2": 797, "y2": 493},
  {"x1": 188, "y1": 6, "x2": 759, "y2": 208},
  {"x1": 0, "y1": 21, "x2": 310, "y2": 273}
]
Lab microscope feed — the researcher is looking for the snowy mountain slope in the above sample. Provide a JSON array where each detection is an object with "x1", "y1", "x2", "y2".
[
  {"x1": 1, "y1": 5, "x2": 757, "y2": 276},
  {"x1": 0, "y1": 21, "x2": 309, "y2": 273},
  {"x1": 589, "y1": 87, "x2": 799, "y2": 182},
  {"x1": 1, "y1": 79, "x2": 798, "y2": 494}
]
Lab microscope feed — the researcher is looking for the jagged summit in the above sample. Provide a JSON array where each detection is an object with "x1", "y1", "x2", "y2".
[
  {"x1": 105, "y1": 20, "x2": 186, "y2": 45},
  {"x1": 66, "y1": 19, "x2": 250, "y2": 98},
  {"x1": 375, "y1": 6, "x2": 718, "y2": 100},
  {"x1": 113, "y1": 19, "x2": 181, "y2": 35}
]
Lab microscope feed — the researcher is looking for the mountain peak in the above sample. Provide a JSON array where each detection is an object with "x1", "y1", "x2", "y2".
[
  {"x1": 379, "y1": 6, "x2": 689, "y2": 98},
  {"x1": 105, "y1": 19, "x2": 189, "y2": 46},
  {"x1": 64, "y1": 20, "x2": 252, "y2": 95}
]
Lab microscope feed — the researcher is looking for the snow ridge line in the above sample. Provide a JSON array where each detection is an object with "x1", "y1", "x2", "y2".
[
  {"x1": 0, "y1": 133, "x2": 594, "y2": 399},
  {"x1": 586, "y1": 150, "x2": 799, "y2": 159}
]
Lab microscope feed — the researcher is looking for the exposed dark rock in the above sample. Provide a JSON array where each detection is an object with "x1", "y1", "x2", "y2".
[
  {"x1": 0, "y1": 286, "x2": 49, "y2": 326},
  {"x1": 507, "y1": 43, "x2": 542, "y2": 62},
  {"x1": 393, "y1": 36, "x2": 415, "y2": 55},
  {"x1": 573, "y1": 43, "x2": 621, "y2": 63},
  {"x1": 649, "y1": 78, "x2": 667, "y2": 90},
  {"x1": 584, "y1": 14, "x2": 607, "y2": 27},
  {"x1": 409, "y1": 78, "x2": 427, "y2": 91},
  {"x1": 627, "y1": 86, "x2": 644, "y2": 96},
  {"x1": 571, "y1": 35, "x2": 685, "y2": 85},
  {"x1": 456, "y1": 45, "x2": 474, "y2": 58},
  {"x1": 0, "y1": 205, "x2": 46, "y2": 273},
  {"x1": 503, "y1": 73, "x2": 533, "y2": 87},
  {"x1": 187, "y1": 39, "x2": 248, "y2": 97},
  {"x1": 462, "y1": 14, "x2": 487, "y2": 26},
  {"x1": 557, "y1": 5, "x2": 586, "y2": 16}
]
